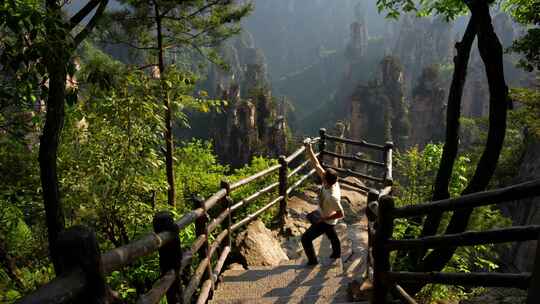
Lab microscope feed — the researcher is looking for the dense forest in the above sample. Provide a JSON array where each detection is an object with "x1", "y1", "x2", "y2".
[{"x1": 1, "y1": 0, "x2": 539, "y2": 303}]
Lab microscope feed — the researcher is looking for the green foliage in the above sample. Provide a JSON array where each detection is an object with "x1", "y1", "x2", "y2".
[
  {"x1": 229, "y1": 157, "x2": 280, "y2": 226},
  {"x1": 509, "y1": 86, "x2": 540, "y2": 138},
  {"x1": 99, "y1": 0, "x2": 253, "y2": 68},
  {"x1": 394, "y1": 144, "x2": 469, "y2": 208},
  {"x1": 376, "y1": 0, "x2": 468, "y2": 20},
  {"x1": 505, "y1": 0, "x2": 540, "y2": 71},
  {"x1": 393, "y1": 144, "x2": 511, "y2": 302}
]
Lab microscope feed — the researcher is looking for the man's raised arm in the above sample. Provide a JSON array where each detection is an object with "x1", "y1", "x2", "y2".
[{"x1": 304, "y1": 141, "x2": 325, "y2": 180}]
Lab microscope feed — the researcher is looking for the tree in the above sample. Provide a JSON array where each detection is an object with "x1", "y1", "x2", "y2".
[
  {"x1": 1, "y1": 0, "x2": 109, "y2": 273},
  {"x1": 101, "y1": 0, "x2": 252, "y2": 206},
  {"x1": 507, "y1": 0, "x2": 540, "y2": 72},
  {"x1": 377, "y1": 0, "x2": 511, "y2": 295}
]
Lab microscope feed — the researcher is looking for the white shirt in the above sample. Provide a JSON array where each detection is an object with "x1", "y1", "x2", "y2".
[{"x1": 319, "y1": 182, "x2": 344, "y2": 225}]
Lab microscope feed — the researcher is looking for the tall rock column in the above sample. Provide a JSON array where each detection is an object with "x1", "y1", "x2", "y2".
[
  {"x1": 349, "y1": 56, "x2": 410, "y2": 151},
  {"x1": 409, "y1": 66, "x2": 446, "y2": 148}
]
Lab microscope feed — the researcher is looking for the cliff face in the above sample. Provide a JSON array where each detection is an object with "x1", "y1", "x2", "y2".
[
  {"x1": 211, "y1": 72, "x2": 288, "y2": 168},
  {"x1": 393, "y1": 15, "x2": 453, "y2": 95},
  {"x1": 349, "y1": 56, "x2": 410, "y2": 150},
  {"x1": 182, "y1": 31, "x2": 288, "y2": 168},
  {"x1": 409, "y1": 66, "x2": 446, "y2": 148},
  {"x1": 500, "y1": 138, "x2": 540, "y2": 272}
]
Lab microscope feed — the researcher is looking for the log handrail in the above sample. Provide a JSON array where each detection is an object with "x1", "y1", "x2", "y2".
[
  {"x1": 382, "y1": 271, "x2": 531, "y2": 289},
  {"x1": 323, "y1": 163, "x2": 385, "y2": 183},
  {"x1": 385, "y1": 225, "x2": 540, "y2": 251},
  {"x1": 390, "y1": 179, "x2": 540, "y2": 218},
  {"x1": 229, "y1": 164, "x2": 281, "y2": 191},
  {"x1": 324, "y1": 133, "x2": 386, "y2": 151},
  {"x1": 321, "y1": 150, "x2": 386, "y2": 167}
]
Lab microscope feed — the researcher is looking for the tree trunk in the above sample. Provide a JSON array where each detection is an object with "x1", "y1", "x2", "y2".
[
  {"x1": 40, "y1": 58, "x2": 67, "y2": 273},
  {"x1": 408, "y1": 0, "x2": 509, "y2": 295},
  {"x1": 155, "y1": 5, "x2": 176, "y2": 206},
  {"x1": 40, "y1": 2, "x2": 69, "y2": 272},
  {"x1": 420, "y1": 14, "x2": 478, "y2": 240}
]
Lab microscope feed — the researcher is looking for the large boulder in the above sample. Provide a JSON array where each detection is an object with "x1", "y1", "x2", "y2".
[{"x1": 235, "y1": 220, "x2": 289, "y2": 267}]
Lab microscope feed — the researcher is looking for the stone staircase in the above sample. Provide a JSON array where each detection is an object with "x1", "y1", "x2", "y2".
[
  {"x1": 210, "y1": 258, "x2": 368, "y2": 304},
  {"x1": 209, "y1": 179, "x2": 371, "y2": 304}
]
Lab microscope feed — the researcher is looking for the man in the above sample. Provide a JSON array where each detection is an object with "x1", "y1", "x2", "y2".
[{"x1": 301, "y1": 140, "x2": 344, "y2": 265}]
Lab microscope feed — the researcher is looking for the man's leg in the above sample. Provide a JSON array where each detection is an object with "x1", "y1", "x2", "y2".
[
  {"x1": 301, "y1": 223, "x2": 325, "y2": 265},
  {"x1": 323, "y1": 223, "x2": 341, "y2": 259}
]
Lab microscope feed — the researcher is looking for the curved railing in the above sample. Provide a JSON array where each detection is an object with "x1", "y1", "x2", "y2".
[{"x1": 17, "y1": 128, "x2": 393, "y2": 304}]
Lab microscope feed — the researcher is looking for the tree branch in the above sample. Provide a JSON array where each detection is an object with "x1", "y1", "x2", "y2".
[
  {"x1": 73, "y1": 0, "x2": 109, "y2": 47},
  {"x1": 69, "y1": 0, "x2": 101, "y2": 29}
]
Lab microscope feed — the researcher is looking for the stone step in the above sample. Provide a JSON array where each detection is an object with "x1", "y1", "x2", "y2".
[
  {"x1": 214, "y1": 276, "x2": 350, "y2": 300},
  {"x1": 209, "y1": 291, "x2": 366, "y2": 304},
  {"x1": 219, "y1": 260, "x2": 343, "y2": 290},
  {"x1": 216, "y1": 276, "x2": 351, "y2": 298}
]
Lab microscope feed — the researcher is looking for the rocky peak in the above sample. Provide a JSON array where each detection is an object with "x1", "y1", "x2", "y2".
[
  {"x1": 409, "y1": 66, "x2": 446, "y2": 148},
  {"x1": 349, "y1": 56, "x2": 410, "y2": 150}
]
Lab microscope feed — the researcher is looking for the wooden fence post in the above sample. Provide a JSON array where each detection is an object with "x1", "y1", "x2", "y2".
[
  {"x1": 384, "y1": 142, "x2": 394, "y2": 187},
  {"x1": 373, "y1": 195, "x2": 395, "y2": 304},
  {"x1": 194, "y1": 196, "x2": 213, "y2": 289},
  {"x1": 366, "y1": 189, "x2": 380, "y2": 281},
  {"x1": 278, "y1": 155, "x2": 288, "y2": 226},
  {"x1": 56, "y1": 225, "x2": 108, "y2": 304},
  {"x1": 527, "y1": 232, "x2": 540, "y2": 304},
  {"x1": 153, "y1": 211, "x2": 183, "y2": 304},
  {"x1": 319, "y1": 128, "x2": 327, "y2": 164},
  {"x1": 221, "y1": 181, "x2": 233, "y2": 249}
]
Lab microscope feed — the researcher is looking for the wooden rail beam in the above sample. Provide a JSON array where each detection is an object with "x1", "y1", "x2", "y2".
[
  {"x1": 391, "y1": 179, "x2": 540, "y2": 218},
  {"x1": 229, "y1": 164, "x2": 280, "y2": 191},
  {"x1": 286, "y1": 169, "x2": 316, "y2": 195},
  {"x1": 339, "y1": 178, "x2": 371, "y2": 193},
  {"x1": 230, "y1": 182, "x2": 279, "y2": 212},
  {"x1": 322, "y1": 163, "x2": 384, "y2": 183},
  {"x1": 391, "y1": 284, "x2": 418, "y2": 304},
  {"x1": 102, "y1": 230, "x2": 175, "y2": 274},
  {"x1": 385, "y1": 225, "x2": 540, "y2": 251},
  {"x1": 324, "y1": 133, "x2": 386, "y2": 151},
  {"x1": 383, "y1": 271, "x2": 531, "y2": 289},
  {"x1": 321, "y1": 150, "x2": 386, "y2": 168},
  {"x1": 136, "y1": 270, "x2": 175, "y2": 304},
  {"x1": 231, "y1": 196, "x2": 284, "y2": 231}
]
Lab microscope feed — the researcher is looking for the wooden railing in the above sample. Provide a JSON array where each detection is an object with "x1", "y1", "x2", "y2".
[
  {"x1": 367, "y1": 179, "x2": 540, "y2": 304},
  {"x1": 18, "y1": 129, "x2": 393, "y2": 304}
]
